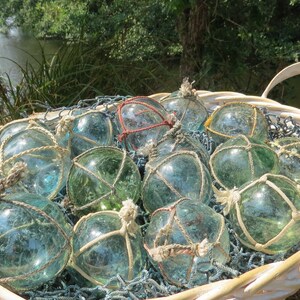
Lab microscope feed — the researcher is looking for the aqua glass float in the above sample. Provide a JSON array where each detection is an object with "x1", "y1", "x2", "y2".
[
  {"x1": 0, "y1": 125, "x2": 71, "y2": 199},
  {"x1": 210, "y1": 135, "x2": 279, "y2": 189},
  {"x1": 155, "y1": 129, "x2": 210, "y2": 168},
  {"x1": 0, "y1": 193, "x2": 72, "y2": 292},
  {"x1": 67, "y1": 146, "x2": 141, "y2": 215},
  {"x1": 142, "y1": 150, "x2": 212, "y2": 213},
  {"x1": 0, "y1": 118, "x2": 48, "y2": 144},
  {"x1": 270, "y1": 137, "x2": 300, "y2": 183},
  {"x1": 70, "y1": 200, "x2": 146, "y2": 287},
  {"x1": 144, "y1": 198, "x2": 230, "y2": 287},
  {"x1": 215, "y1": 173, "x2": 300, "y2": 254},
  {"x1": 55, "y1": 109, "x2": 114, "y2": 158},
  {"x1": 159, "y1": 79, "x2": 208, "y2": 132},
  {"x1": 205, "y1": 102, "x2": 269, "y2": 145},
  {"x1": 115, "y1": 96, "x2": 174, "y2": 154}
]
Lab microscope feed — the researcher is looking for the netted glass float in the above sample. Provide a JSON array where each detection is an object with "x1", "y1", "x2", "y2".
[
  {"x1": 67, "y1": 146, "x2": 141, "y2": 215},
  {"x1": 115, "y1": 96, "x2": 174, "y2": 154},
  {"x1": 215, "y1": 173, "x2": 300, "y2": 254},
  {"x1": 155, "y1": 127, "x2": 210, "y2": 168},
  {"x1": 142, "y1": 150, "x2": 212, "y2": 213},
  {"x1": 70, "y1": 200, "x2": 146, "y2": 287},
  {"x1": 210, "y1": 135, "x2": 279, "y2": 189},
  {"x1": 205, "y1": 102, "x2": 268, "y2": 145},
  {"x1": 55, "y1": 109, "x2": 114, "y2": 158},
  {"x1": 0, "y1": 125, "x2": 71, "y2": 199},
  {"x1": 270, "y1": 137, "x2": 300, "y2": 183},
  {"x1": 159, "y1": 79, "x2": 208, "y2": 132},
  {"x1": 0, "y1": 118, "x2": 48, "y2": 144},
  {"x1": 144, "y1": 198, "x2": 230, "y2": 287},
  {"x1": 0, "y1": 192, "x2": 72, "y2": 292}
]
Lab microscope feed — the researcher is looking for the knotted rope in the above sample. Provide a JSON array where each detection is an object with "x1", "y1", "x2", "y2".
[
  {"x1": 117, "y1": 97, "x2": 175, "y2": 152},
  {"x1": 0, "y1": 162, "x2": 27, "y2": 194},
  {"x1": 119, "y1": 199, "x2": 139, "y2": 238},
  {"x1": 178, "y1": 78, "x2": 196, "y2": 98},
  {"x1": 146, "y1": 239, "x2": 211, "y2": 262}
]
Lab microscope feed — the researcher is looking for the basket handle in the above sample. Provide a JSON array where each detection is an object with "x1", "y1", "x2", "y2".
[{"x1": 262, "y1": 62, "x2": 300, "y2": 98}]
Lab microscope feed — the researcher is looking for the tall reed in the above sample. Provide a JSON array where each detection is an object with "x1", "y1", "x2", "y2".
[{"x1": 0, "y1": 42, "x2": 180, "y2": 125}]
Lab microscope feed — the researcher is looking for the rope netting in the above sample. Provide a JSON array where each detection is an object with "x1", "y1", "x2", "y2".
[
  {"x1": 117, "y1": 96, "x2": 175, "y2": 147},
  {"x1": 2, "y1": 95, "x2": 300, "y2": 300}
]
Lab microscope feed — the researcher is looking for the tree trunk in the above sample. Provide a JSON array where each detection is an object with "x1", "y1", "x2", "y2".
[{"x1": 177, "y1": 1, "x2": 209, "y2": 78}]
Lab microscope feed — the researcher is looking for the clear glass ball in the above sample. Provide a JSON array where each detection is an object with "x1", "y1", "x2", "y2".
[
  {"x1": 67, "y1": 146, "x2": 141, "y2": 215},
  {"x1": 155, "y1": 133, "x2": 210, "y2": 168},
  {"x1": 160, "y1": 91, "x2": 208, "y2": 132},
  {"x1": 228, "y1": 174, "x2": 300, "y2": 254},
  {"x1": 0, "y1": 193, "x2": 72, "y2": 291},
  {"x1": 115, "y1": 96, "x2": 173, "y2": 153},
  {"x1": 210, "y1": 135, "x2": 279, "y2": 189},
  {"x1": 270, "y1": 137, "x2": 300, "y2": 183},
  {"x1": 144, "y1": 199, "x2": 230, "y2": 287},
  {"x1": 142, "y1": 150, "x2": 212, "y2": 213},
  {"x1": 57, "y1": 109, "x2": 114, "y2": 158},
  {"x1": 205, "y1": 102, "x2": 268, "y2": 145},
  {"x1": 71, "y1": 211, "x2": 146, "y2": 287},
  {"x1": 0, "y1": 126, "x2": 70, "y2": 199}
]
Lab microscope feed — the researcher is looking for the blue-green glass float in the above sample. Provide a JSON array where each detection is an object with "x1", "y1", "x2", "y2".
[
  {"x1": 159, "y1": 79, "x2": 208, "y2": 132},
  {"x1": 70, "y1": 200, "x2": 146, "y2": 287},
  {"x1": 270, "y1": 137, "x2": 300, "y2": 183},
  {"x1": 0, "y1": 118, "x2": 49, "y2": 144},
  {"x1": 142, "y1": 150, "x2": 212, "y2": 213},
  {"x1": 205, "y1": 102, "x2": 269, "y2": 145},
  {"x1": 210, "y1": 135, "x2": 279, "y2": 189},
  {"x1": 67, "y1": 146, "x2": 141, "y2": 215},
  {"x1": 144, "y1": 198, "x2": 230, "y2": 287},
  {"x1": 115, "y1": 96, "x2": 174, "y2": 155},
  {"x1": 0, "y1": 193, "x2": 72, "y2": 292},
  {"x1": 0, "y1": 125, "x2": 71, "y2": 199},
  {"x1": 155, "y1": 127, "x2": 210, "y2": 168},
  {"x1": 215, "y1": 173, "x2": 300, "y2": 254},
  {"x1": 55, "y1": 109, "x2": 114, "y2": 158}
]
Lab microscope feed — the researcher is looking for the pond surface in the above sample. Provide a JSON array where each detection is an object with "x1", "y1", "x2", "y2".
[{"x1": 0, "y1": 26, "x2": 62, "y2": 85}]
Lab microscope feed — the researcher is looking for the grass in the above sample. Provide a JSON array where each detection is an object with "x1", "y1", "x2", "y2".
[{"x1": 0, "y1": 42, "x2": 181, "y2": 125}]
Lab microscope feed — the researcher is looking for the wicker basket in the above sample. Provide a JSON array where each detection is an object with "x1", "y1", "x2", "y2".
[{"x1": 1, "y1": 63, "x2": 300, "y2": 300}]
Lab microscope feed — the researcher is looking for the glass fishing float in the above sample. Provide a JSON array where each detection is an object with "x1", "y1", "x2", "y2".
[
  {"x1": 205, "y1": 102, "x2": 269, "y2": 145},
  {"x1": 70, "y1": 200, "x2": 146, "y2": 287},
  {"x1": 67, "y1": 146, "x2": 141, "y2": 215},
  {"x1": 144, "y1": 198, "x2": 230, "y2": 287},
  {"x1": 0, "y1": 193, "x2": 72, "y2": 292}
]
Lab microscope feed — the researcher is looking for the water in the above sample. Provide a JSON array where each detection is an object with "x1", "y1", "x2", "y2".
[{"x1": 0, "y1": 26, "x2": 62, "y2": 85}]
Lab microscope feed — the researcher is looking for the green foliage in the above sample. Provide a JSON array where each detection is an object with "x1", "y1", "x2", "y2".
[
  {"x1": 0, "y1": 0, "x2": 179, "y2": 59},
  {"x1": 0, "y1": 42, "x2": 180, "y2": 124},
  {"x1": 0, "y1": 0, "x2": 299, "y2": 119}
]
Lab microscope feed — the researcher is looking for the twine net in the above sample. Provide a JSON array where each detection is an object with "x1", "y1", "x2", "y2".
[
  {"x1": 0, "y1": 122, "x2": 69, "y2": 200},
  {"x1": 209, "y1": 134, "x2": 278, "y2": 190},
  {"x1": 214, "y1": 173, "x2": 300, "y2": 254},
  {"x1": 204, "y1": 102, "x2": 259, "y2": 139},
  {"x1": 117, "y1": 96, "x2": 175, "y2": 149},
  {"x1": 68, "y1": 146, "x2": 131, "y2": 213},
  {"x1": 70, "y1": 200, "x2": 139, "y2": 287},
  {"x1": 0, "y1": 196, "x2": 71, "y2": 291}
]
